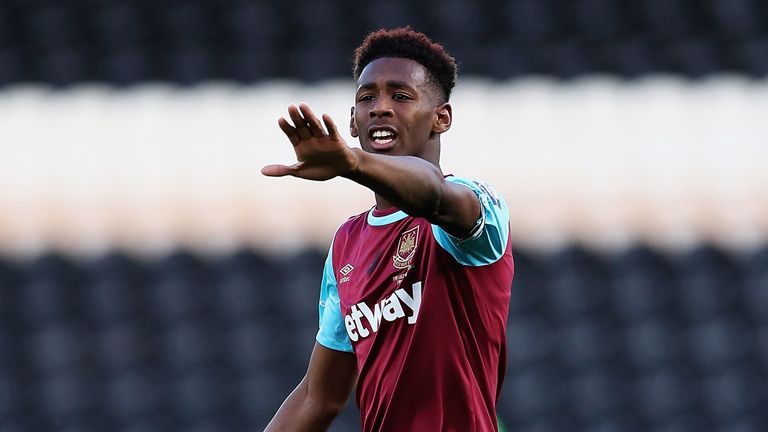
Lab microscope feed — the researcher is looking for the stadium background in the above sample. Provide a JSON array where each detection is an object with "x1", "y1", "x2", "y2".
[{"x1": 0, "y1": 0, "x2": 767, "y2": 431}]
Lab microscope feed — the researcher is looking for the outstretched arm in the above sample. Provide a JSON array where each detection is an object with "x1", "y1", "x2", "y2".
[
  {"x1": 262, "y1": 103, "x2": 480, "y2": 238},
  {"x1": 265, "y1": 343, "x2": 357, "y2": 432}
]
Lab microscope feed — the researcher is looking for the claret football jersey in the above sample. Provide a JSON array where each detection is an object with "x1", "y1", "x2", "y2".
[{"x1": 316, "y1": 176, "x2": 514, "y2": 432}]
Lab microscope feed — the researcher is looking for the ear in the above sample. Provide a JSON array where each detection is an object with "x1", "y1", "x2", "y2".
[
  {"x1": 349, "y1": 106, "x2": 359, "y2": 137},
  {"x1": 432, "y1": 102, "x2": 452, "y2": 135}
]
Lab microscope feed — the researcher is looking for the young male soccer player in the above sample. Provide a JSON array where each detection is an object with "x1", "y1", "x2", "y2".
[{"x1": 263, "y1": 28, "x2": 514, "y2": 431}]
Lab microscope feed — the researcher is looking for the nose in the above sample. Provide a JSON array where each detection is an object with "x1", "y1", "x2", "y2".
[{"x1": 369, "y1": 98, "x2": 394, "y2": 118}]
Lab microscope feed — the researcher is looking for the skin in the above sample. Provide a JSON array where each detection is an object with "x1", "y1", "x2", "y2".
[{"x1": 263, "y1": 57, "x2": 482, "y2": 431}]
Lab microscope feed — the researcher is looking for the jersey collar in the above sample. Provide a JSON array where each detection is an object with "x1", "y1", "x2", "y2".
[{"x1": 367, "y1": 207, "x2": 408, "y2": 226}]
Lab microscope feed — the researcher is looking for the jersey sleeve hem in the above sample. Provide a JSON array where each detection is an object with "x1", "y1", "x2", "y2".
[
  {"x1": 431, "y1": 176, "x2": 510, "y2": 267},
  {"x1": 316, "y1": 335, "x2": 355, "y2": 353}
]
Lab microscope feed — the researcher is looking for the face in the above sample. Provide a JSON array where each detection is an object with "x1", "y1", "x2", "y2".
[{"x1": 350, "y1": 57, "x2": 451, "y2": 160}]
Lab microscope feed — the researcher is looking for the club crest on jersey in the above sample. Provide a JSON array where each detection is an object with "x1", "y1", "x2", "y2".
[{"x1": 393, "y1": 226, "x2": 419, "y2": 269}]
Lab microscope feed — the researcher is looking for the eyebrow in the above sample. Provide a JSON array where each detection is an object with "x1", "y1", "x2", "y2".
[{"x1": 356, "y1": 80, "x2": 416, "y2": 92}]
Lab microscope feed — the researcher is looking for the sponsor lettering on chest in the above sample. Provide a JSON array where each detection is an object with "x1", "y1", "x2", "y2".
[{"x1": 343, "y1": 281, "x2": 422, "y2": 342}]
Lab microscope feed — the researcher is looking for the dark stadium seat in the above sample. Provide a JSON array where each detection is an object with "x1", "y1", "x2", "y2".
[
  {"x1": 429, "y1": 0, "x2": 488, "y2": 64},
  {"x1": 0, "y1": 371, "x2": 22, "y2": 419},
  {"x1": 358, "y1": 0, "x2": 422, "y2": 33},
  {"x1": 35, "y1": 49, "x2": 88, "y2": 86},
  {"x1": 685, "y1": 315, "x2": 751, "y2": 373},
  {"x1": 510, "y1": 414, "x2": 577, "y2": 432},
  {"x1": 633, "y1": 368, "x2": 697, "y2": 425},
  {"x1": 222, "y1": 321, "x2": 281, "y2": 372},
  {"x1": 97, "y1": 322, "x2": 155, "y2": 375},
  {"x1": 610, "y1": 246, "x2": 673, "y2": 322},
  {"x1": 91, "y1": 1, "x2": 145, "y2": 51},
  {"x1": 169, "y1": 369, "x2": 228, "y2": 425},
  {"x1": 506, "y1": 314, "x2": 554, "y2": 368},
  {"x1": 276, "y1": 250, "x2": 326, "y2": 325},
  {"x1": 622, "y1": 318, "x2": 681, "y2": 372},
  {"x1": 599, "y1": 38, "x2": 657, "y2": 77},
  {"x1": 160, "y1": 320, "x2": 219, "y2": 374},
  {"x1": 556, "y1": 317, "x2": 619, "y2": 372},
  {"x1": 566, "y1": 367, "x2": 629, "y2": 423},
  {"x1": 0, "y1": 46, "x2": 24, "y2": 86},
  {"x1": 508, "y1": 251, "x2": 545, "y2": 315},
  {"x1": 676, "y1": 246, "x2": 740, "y2": 323},
  {"x1": 287, "y1": 43, "x2": 350, "y2": 82},
  {"x1": 38, "y1": 373, "x2": 98, "y2": 424},
  {"x1": 27, "y1": 4, "x2": 79, "y2": 52},
  {"x1": 158, "y1": 2, "x2": 211, "y2": 49},
  {"x1": 661, "y1": 36, "x2": 724, "y2": 77},
  {"x1": 104, "y1": 367, "x2": 167, "y2": 423},
  {"x1": 148, "y1": 252, "x2": 211, "y2": 325},
  {"x1": 84, "y1": 278, "x2": 139, "y2": 326},
  {"x1": 502, "y1": 0, "x2": 561, "y2": 41},
  {"x1": 540, "y1": 40, "x2": 596, "y2": 78},
  {"x1": 480, "y1": 40, "x2": 535, "y2": 79},
  {"x1": 653, "y1": 412, "x2": 711, "y2": 432},
  {"x1": 99, "y1": 49, "x2": 154, "y2": 85},
  {"x1": 707, "y1": 0, "x2": 762, "y2": 40},
  {"x1": 735, "y1": 38, "x2": 768, "y2": 76},
  {"x1": 27, "y1": 322, "x2": 89, "y2": 375},
  {"x1": 164, "y1": 47, "x2": 216, "y2": 85},
  {"x1": 639, "y1": 0, "x2": 697, "y2": 39},
  {"x1": 580, "y1": 412, "x2": 643, "y2": 432},
  {"x1": 20, "y1": 254, "x2": 82, "y2": 326},
  {"x1": 568, "y1": 0, "x2": 625, "y2": 42},
  {"x1": 499, "y1": 363, "x2": 564, "y2": 423},
  {"x1": 215, "y1": 249, "x2": 282, "y2": 319},
  {"x1": 224, "y1": 1, "x2": 283, "y2": 48},
  {"x1": 215, "y1": 273, "x2": 270, "y2": 324},
  {"x1": 700, "y1": 365, "x2": 765, "y2": 426},
  {"x1": 545, "y1": 247, "x2": 608, "y2": 323}
]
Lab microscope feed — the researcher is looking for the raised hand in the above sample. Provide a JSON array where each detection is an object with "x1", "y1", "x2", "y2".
[{"x1": 261, "y1": 103, "x2": 360, "y2": 181}]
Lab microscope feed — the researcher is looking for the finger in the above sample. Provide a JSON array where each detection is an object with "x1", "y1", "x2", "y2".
[
  {"x1": 299, "y1": 103, "x2": 327, "y2": 137},
  {"x1": 288, "y1": 104, "x2": 312, "y2": 140},
  {"x1": 261, "y1": 162, "x2": 302, "y2": 177},
  {"x1": 278, "y1": 117, "x2": 300, "y2": 146},
  {"x1": 322, "y1": 113, "x2": 341, "y2": 140}
]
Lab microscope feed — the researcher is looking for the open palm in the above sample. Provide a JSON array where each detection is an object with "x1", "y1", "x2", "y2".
[{"x1": 262, "y1": 103, "x2": 359, "y2": 181}]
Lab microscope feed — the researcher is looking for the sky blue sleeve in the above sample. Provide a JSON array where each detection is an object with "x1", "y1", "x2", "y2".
[
  {"x1": 431, "y1": 176, "x2": 510, "y2": 266},
  {"x1": 315, "y1": 242, "x2": 354, "y2": 353}
]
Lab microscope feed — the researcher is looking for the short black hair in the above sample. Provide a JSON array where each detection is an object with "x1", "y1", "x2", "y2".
[{"x1": 353, "y1": 27, "x2": 458, "y2": 102}]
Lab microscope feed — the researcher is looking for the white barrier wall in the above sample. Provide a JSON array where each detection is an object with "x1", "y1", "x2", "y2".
[{"x1": 0, "y1": 77, "x2": 766, "y2": 256}]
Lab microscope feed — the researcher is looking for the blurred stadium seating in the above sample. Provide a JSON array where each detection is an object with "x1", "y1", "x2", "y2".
[
  {"x1": 0, "y1": 0, "x2": 767, "y2": 86},
  {"x1": 0, "y1": 1, "x2": 767, "y2": 431},
  {"x1": 0, "y1": 246, "x2": 767, "y2": 430}
]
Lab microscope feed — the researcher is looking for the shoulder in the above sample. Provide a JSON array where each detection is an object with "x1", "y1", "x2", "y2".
[{"x1": 444, "y1": 175, "x2": 504, "y2": 207}]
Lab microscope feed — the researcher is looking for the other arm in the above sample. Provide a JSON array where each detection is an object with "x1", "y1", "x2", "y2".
[{"x1": 265, "y1": 343, "x2": 357, "y2": 432}]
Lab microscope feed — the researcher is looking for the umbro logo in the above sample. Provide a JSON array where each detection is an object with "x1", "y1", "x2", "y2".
[
  {"x1": 340, "y1": 263, "x2": 354, "y2": 283},
  {"x1": 341, "y1": 264, "x2": 354, "y2": 276}
]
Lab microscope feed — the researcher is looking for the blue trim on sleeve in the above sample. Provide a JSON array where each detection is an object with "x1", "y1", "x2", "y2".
[
  {"x1": 316, "y1": 242, "x2": 354, "y2": 353},
  {"x1": 431, "y1": 176, "x2": 510, "y2": 267}
]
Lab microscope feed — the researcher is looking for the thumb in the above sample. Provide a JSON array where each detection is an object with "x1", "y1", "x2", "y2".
[{"x1": 261, "y1": 164, "x2": 294, "y2": 177}]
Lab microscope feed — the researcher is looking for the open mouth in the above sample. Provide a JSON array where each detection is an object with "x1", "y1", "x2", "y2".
[{"x1": 369, "y1": 127, "x2": 398, "y2": 150}]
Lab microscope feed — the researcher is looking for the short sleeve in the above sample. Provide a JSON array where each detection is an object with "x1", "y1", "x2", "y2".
[
  {"x1": 315, "y1": 242, "x2": 354, "y2": 353},
  {"x1": 431, "y1": 176, "x2": 510, "y2": 266}
]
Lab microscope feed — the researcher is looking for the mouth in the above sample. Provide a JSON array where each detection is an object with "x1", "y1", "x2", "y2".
[{"x1": 368, "y1": 126, "x2": 398, "y2": 151}]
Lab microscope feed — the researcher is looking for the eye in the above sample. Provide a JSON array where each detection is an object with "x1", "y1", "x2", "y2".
[
  {"x1": 357, "y1": 94, "x2": 374, "y2": 102},
  {"x1": 393, "y1": 93, "x2": 412, "y2": 101}
]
